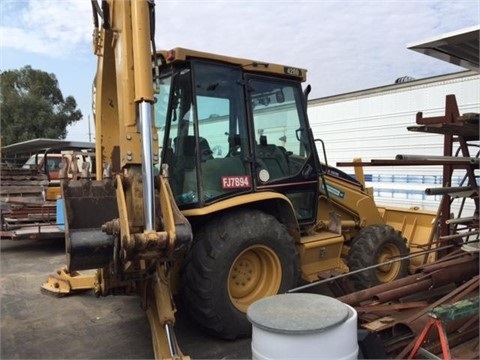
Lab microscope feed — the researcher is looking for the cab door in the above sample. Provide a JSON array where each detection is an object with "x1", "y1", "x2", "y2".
[{"x1": 246, "y1": 75, "x2": 319, "y2": 225}]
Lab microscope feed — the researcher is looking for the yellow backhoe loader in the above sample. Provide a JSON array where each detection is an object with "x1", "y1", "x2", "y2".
[{"x1": 49, "y1": 1, "x2": 438, "y2": 358}]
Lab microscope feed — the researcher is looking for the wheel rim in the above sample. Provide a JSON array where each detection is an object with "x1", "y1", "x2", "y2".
[
  {"x1": 376, "y1": 242, "x2": 402, "y2": 283},
  {"x1": 228, "y1": 245, "x2": 282, "y2": 313}
]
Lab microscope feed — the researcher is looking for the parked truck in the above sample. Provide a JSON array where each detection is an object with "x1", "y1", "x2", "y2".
[{"x1": 1, "y1": 141, "x2": 95, "y2": 240}]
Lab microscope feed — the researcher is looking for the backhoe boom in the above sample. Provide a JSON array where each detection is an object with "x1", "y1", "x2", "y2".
[{"x1": 61, "y1": 1, "x2": 192, "y2": 358}]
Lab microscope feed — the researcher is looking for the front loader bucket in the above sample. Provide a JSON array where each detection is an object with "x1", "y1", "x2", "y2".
[{"x1": 62, "y1": 179, "x2": 118, "y2": 272}]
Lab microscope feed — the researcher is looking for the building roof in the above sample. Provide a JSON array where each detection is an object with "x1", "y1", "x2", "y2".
[
  {"x1": 309, "y1": 70, "x2": 478, "y2": 105},
  {"x1": 1, "y1": 138, "x2": 94, "y2": 155},
  {"x1": 408, "y1": 25, "x2": 479, "y2": 72}
]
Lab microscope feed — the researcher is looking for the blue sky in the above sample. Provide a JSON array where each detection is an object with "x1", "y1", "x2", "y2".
[{"x1": 1, "y1": 0, "x2": 479, "y2": 142}]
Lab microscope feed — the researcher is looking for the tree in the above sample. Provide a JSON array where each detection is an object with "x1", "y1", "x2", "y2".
[{"x1": 0, "y1": 66, "x2": 82, "y2": 146}]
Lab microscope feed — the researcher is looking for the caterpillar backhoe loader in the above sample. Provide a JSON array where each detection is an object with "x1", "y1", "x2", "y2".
[{"x1": 50, "y1": 0, "x2": 437, "y2": 358}]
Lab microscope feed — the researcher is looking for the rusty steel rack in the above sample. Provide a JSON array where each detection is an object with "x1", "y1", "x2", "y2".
[
  {"x1": 407, "y1": 95, "x2": 479, "y2": 251},
  {"x1": 338, "y1": 94, "x2": 479, "y2": 259},
  {"x1": 336, "y1": 95, "x2": 479, "y2": 359}
]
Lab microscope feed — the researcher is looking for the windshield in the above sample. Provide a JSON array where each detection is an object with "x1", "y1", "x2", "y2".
[
  {"x1": 22, "y1": 154, "x2": 44, "y2": 169},
  {"x1": 155, "y1": 61, "x2": 251, "y2": 207},
  {"x1": 22, "y1": 153, "x2": 63, "y2": 180}
]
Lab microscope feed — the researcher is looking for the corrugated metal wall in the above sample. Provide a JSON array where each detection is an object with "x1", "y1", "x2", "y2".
[{"x1": 307, "y1": 71, "x2": 480, "y2": 212}]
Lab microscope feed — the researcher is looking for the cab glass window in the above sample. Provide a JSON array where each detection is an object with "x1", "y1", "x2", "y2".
[
  {"x1": 248, "y1": 78, "x2": 311, "y2": 183},
  {"x1": 155, "y1": 62, "x2": 251, "y2": 206}
]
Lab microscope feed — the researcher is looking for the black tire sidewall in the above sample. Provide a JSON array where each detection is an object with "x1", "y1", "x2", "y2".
[
  {"x1": 347, "y1": 225, "x2": 409, "y2": 290},
  {"x1": 182, "y1": 209, "x2": 299, "y2": 339}
]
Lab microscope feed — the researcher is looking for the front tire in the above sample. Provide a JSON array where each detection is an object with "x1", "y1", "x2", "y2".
[
  {"x1": 347, "y1": 224, "x2": 409, "y2": 290},
  {"x1": 182, "y1": 209, "x2": 299, "y2": 339}
]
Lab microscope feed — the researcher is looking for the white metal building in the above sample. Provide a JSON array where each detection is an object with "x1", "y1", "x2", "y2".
[{"x1": 307, "y1": 27, "x2": 479, "y2": 213}]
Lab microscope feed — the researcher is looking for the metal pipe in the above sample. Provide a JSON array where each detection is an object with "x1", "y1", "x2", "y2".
[
  {"x1": 338, "y1": 251, "x2": 478, "y2": 306},
  {"x1": 288, "y1": 244, "x2": 454, "y2": 296},
  {"x1": 425, "y1": 186, "x2": 474, "y2": 195},
  {"x1": 404, "y1": 276, "x2": 479, "y2": 325},
  {"x1": 395, "y1": 154, "x2": 479, "y2": 164},
  {"x1": 395, "y1": 275, "x2": 480, "y2": 356},
  {"x1": 421, "y1": 253, "x2": 478, "y2": 273},
  {"x1": 372, "y1": 279, "x2": 433, "y2": 303},
  {"x1": 403, "y1": 261, "x2": 479, "y2": 306},
  {"x1": 445, "y1": 216, "x2": 477, "y2": 224},
  {"x1": 439, "y1": 230, "x2": 479, "y2": 241},
  {"x1": 338, "y1": 273, "x2": 420, "y2": 305},
  {"x1": 140, "y1": 102, "x2": 155, "y2": 231}
]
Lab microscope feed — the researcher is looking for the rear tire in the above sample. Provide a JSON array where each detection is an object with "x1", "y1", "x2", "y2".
[
  {"x1": 182, "y1": 209, "x2": 299, "y2": 339},
  {"x1": 347, "y1": 224, "x2": 409, "y2": 290}
]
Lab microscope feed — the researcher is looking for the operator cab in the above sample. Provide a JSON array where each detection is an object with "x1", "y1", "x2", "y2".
[{"x1": 155, "y1": 49, "x2": 319, "y2": 224}]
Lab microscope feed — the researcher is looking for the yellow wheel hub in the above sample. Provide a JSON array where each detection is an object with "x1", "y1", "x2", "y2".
[
  {"x1": 228, "y1": 245, "x2": 281, "y2": 313},
  {"x1": 376, "y1": 243, "x2": 401, "y2": 283}
]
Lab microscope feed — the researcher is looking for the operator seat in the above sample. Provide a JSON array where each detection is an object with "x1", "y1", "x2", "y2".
[
  {"x1": 173, "y1": 136, "x2": 213, "y2": 169},
  {"x1": 172, "y1": 136, "x2": 214, "y2": 199},
  {"x1": 256, "y1": 135, "x2": 290, "y2": 180},
  {"x1": 199, "y1": 137, "x2": 214, "y2": 162}
]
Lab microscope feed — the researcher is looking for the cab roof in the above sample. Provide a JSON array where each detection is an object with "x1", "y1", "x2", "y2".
[{"x1": 158, "y1": 47, "x2": 307, "y2": 82}]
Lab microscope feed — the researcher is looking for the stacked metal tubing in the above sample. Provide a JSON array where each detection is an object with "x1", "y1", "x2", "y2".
[
  {"x1": 393, "y1": 276, "x2": 479, "y2": 358},
  {"x1": 338, "y1": 250, "x2": 479, "y2": 358}
]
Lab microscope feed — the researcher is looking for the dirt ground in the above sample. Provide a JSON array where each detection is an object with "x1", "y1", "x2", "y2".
[{"x1": 0, "y1": 238, "x2": 251, "y2": 359}]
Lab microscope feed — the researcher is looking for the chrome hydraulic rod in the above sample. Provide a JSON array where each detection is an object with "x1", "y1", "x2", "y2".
[
  {"x1": 140, "y1": 101, "x2": 156, "y2": 231},
  {"x1": 165, "y1": 323, "x2": 178, "y2": 358}
]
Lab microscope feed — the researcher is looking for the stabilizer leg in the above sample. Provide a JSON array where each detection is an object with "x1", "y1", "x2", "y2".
[{"x1": 41, "y1": 266, "x2": 97, "y2": 296}]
